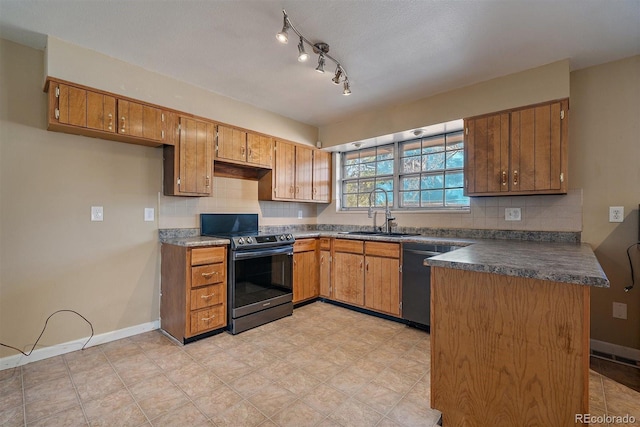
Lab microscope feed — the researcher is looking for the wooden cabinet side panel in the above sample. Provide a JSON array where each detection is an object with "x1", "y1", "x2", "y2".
[
  {"x1": 549, "y1": 101, "x2": 563, "y2": 190},
  {"x1": 160, "y1": 244, "x2": 188, "y2": 341},
  {"x1": 431, "y1": 267, "x2": 588, "y2": 426}
]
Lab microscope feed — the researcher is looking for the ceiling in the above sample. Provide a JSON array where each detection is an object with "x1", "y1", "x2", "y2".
[{"x1": 1, "y1": 0, "x2": 639, "y2": 128}]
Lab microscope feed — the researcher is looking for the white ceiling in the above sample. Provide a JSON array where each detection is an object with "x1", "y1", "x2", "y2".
[{"x1": 1, "y1": 0, "x2": 639, "y2": 128}]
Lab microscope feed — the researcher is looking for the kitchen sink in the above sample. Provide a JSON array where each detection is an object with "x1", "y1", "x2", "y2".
[{"x1": 342, "y1": 231, "x2": 420, "y2": 237}]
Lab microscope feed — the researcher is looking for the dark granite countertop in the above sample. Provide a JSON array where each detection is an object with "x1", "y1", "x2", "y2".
[{"x1": 424, "y1": 240, "x2": 609, "y2": 287}]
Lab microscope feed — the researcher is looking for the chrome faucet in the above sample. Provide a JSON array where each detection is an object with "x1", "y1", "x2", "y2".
[{"x1": 367, "y1": 187, "x2": 395, "y2": 234}]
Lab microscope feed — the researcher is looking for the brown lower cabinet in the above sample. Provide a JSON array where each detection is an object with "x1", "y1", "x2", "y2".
[
  {"x1": 161, "y1": 244, "x2": 227, "y2": 342},
  {"x1": 293, "y1": 238, "x2": 319, "y2": 303}
]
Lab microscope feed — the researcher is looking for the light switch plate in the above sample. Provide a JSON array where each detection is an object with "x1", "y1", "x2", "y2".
[
  {"x1": 609, "y1": 206, "x2": 624, "y2": 222},
  {"x1": 505, "y1": 207, "x2": 522, "y2": 221},
  {"x1": 613, "y1": 302, "x2": 627, "y2": 319},
  {"x1": 91, "y1": 206, "x2": 103, "y2": 222},
  {"x1": 144, "y1": 208, "x2": 154, "y2": 222}
]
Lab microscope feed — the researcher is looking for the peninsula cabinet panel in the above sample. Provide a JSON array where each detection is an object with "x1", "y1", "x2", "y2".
[
  {"x1": 164, "y1": 116, "x2": 214, "y2": 196},
  {"x1": 464, "y1": 98, "x2": 568, "y2": 196},
  {"x1": 431, "y1": 267, "x2": 589, "y2": 426}
]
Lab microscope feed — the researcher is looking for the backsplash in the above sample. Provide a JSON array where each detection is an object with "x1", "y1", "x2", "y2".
[{"x1": 159, "y1": 176, "x2": 582, "y2": 233}]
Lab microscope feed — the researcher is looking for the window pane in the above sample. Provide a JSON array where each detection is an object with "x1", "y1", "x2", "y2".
[
  {"x1": 446, "y1": 132, "x2": 464, "y2": 150},
  {"x1": 377, "y1": 160, "x2": 394, "y2": 175},
  {"x1": 401, "y1": 176, "x2": 420, "y2": 190},
  {"x1": 359, "y1": 179, "x2": 375, "y2": 193},
  {"x1": 359, "y1": 147, "x2": 376, "y2": 163},
  {"x1": 423, "y1": 152, "x2": 445, "y2": 171},
  {"x1": 360, "y1": 162, "x2": 376, "y2": 177},
  {"x1": 421, "y1": 190, "x2": 444, "y2": 206},
  {"x1": 402, "y1": 156, "x2": 421, "y2": 173},
  {"x1": 377, "y1": 145, "x2": 394, "y2": 160},
  {"x1": 344, "y1": 193, "x2": 358, "y2": 208},
  {"x1": 377, "y1": 179, "x2": 393, "y2": 192},
  {"x1": 445, "y1": 171, "x2": 464, "y2": 188},
  {"x1": 357, "y1": 193, "x2": 370, "y2": 208},
  {"x1": 401, "y1": 140, "x2": 421, "y2": 157},
  {"x1": 401, "y1": 191, "x2": 420, "y2": 207},
  {"x1": 344, "y1": 151, "x2": 360, "y2": 166},
  {"x1": 446, "y1": 150, "x2": 464, "y2": 168},
  {"x1": 421, "y1": 174, "x2": 444, "y2": 189},
  {"x1": 344, "y1": 164, "x2": 360, "y2": 179},
  {"x1": 343, "y1": 181, "x2": 359, "y2": 194},
  {"x1": 422, "y1": 135, "x2": 445, "y2": 154},
  {"x1": 445, "y1": 189, "x2": 469, "y2": 206}
]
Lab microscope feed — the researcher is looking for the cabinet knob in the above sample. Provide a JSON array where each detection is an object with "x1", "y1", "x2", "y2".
[
  {"x1": 513, "y1": 170, "x2": 519, "y2": 186},
  {"x1": 501, "y1": 171, "x2": 507, "y2": 186},
  {"x1": 120, "y1": 116, "x2": 126, "y2": 133}
]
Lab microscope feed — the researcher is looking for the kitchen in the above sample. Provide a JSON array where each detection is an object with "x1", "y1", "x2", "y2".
[{"x1": 1, "y1": 1, "x2": 639, "y2": 426}]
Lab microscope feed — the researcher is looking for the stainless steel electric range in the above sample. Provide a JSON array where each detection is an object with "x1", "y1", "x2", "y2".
[{"x1": 200, "y1": 213, "x2": 294, "y2": 334}]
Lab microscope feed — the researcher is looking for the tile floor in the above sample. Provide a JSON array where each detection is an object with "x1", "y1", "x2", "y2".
[{"x1": 1, "y1": 301, "x2": 639, "y2": 427}]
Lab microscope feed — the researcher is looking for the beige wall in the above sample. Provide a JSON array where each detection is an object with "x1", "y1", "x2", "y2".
[
  {"x1": 570, "y1": 55, "x2": 640, "y2": 350},
  {"x1": 0, "y1": 39, "x2": 162, "y2": 358},
  {"x1": 319, "y1": 60, "x2": 570, "y2": 148}
]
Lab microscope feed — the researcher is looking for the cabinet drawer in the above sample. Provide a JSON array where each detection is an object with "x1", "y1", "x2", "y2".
[
  {"x1": 191, "y1": 263, "x2": 225, "y2": 288},
  {"x1": 191, "y1": 246, "x2": 226, "y2": 266},
  {"x1": 190, "y1": 304, "x2": 225, "y2": 334},
  {"x1": 294, "y1": 238, "x2": 317, "y2": 253},
  {"x1": 190, "y1": 283, "x2": 225, "y2": 310},
  {"x1": 365, "y1": 241, "x2": 400, "y2": 258},
  {"x1": 334, "y1": 239, "x2": 364, "y2": 254},
  {"x1": 319, "y1": 238, "x2": 331, "y2": 251}
]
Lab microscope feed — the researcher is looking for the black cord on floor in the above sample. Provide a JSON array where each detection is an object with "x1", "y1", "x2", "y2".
[
  {"x1": 0, "y1": 309, "x2": 94, "y2": 356},
  {"x1": 624, "y1": 242, "x2": 640, "y2": 292}
]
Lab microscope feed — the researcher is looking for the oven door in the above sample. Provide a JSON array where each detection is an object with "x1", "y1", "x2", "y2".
[{"x1": 230, "y1": 245, "x2": 293, "y2": 319}]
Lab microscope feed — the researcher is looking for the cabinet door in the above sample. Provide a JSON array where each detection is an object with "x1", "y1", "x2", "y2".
[
  {"x1": 247, "y1": 133, "x2": 273, "y2": 168},
  {"x1": 312, "y1": 150, "x2": 332, "y2": 202},
  {"x1": 217, "y1": 125, "x2": 247, "y2": 162},
  {"x1": 293, "y1": 249, "x2": 318, "y2": 303},
  {"x1": 365, "y1": 255, "x2": 400, "y2": 316},
  {"x1": 86, "y1": 91, "x2": 116, "y2": 133},
  {"x1": 56, "y1": 83, "x2": 87, "y2": 127},
  {"x1": 274, "y1": 140, "x2": 296, "y2": 199},
  {"x1": 333, "y1": 252, "x2": 364, "y2": 306},
  {"x1": 118, "y1": 100, "x2": 162, "y2": 141},
  {"x1": 295, "y1": 145, "x2": 313, "y2": 200},
  {"x1": 319, "y1": 249, "x2": 331, "y2": 298},
  {"x1": 511, "y1": 100, "x2": 566, "y2": 192},
  {"x1": 178, "y1": 117, "x2": 214, "y2": 195},
  {"x1": 464, "y1": 113, "x2": 509, "y2": 195}
]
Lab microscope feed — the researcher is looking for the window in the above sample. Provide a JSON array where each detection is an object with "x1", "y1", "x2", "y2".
[{"x1": 341, "y1": 128, "x2": 469, "y2": 210}]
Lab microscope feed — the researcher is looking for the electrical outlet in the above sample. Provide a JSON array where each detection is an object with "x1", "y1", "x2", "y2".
[
  {"x1": 505, "y1": 207, "x2": 522, "y2": 221},
  {"x1": 91, "y1": 206, "x2": 103, "y2": 222},
  {"x1": 613, "y1": 302, "x2": 627, "y2": 319},
  {"x1": 144, "y1": 208, "x2": 154, "y2": 222},
  {"x1": 298, "y1": 210, "x2": 303, "y2": 219},
  {"x1": 609, "y1": 206, "x2": 624, "y2": 222}
]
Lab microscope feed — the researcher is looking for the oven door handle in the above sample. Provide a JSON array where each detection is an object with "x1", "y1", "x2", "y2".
[{"x1": 232, "y1": 246, "x2": 294, "y2": 260}]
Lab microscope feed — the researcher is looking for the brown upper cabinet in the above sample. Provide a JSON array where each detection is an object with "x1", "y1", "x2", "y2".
[
  {"x1": 216, "y1": 125, "x2": 273, "y2": 169},
  {"x1": 164, "y1": 116, "x2": 214, "y2": 196},
  {"x1": 464, "y1": 99, "x2": 568, "y2": 196},
  {"x1": 259, "y1": 140, "x2": 331, "y2": 203},
  {"x1": 46, "y1": 79, "x2": 172, "y2": 147}
]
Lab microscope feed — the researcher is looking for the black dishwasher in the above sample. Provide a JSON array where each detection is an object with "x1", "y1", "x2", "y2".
[{"x1": 402, "y1": 243, "x2": 457, "y2": 328}]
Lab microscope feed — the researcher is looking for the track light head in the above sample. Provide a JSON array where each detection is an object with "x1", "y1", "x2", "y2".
[
  {"x1": 332, "y1": 67, "x2": 343, "y2": 85},
  {"x1": 315, "y1": 53, "x2": 325, "y2": 73},
  {"x1": 343, "y1": 79, "x2": 351, "y2": 96},
  {"x1": 276, "y1": 13, "x2": 289, "y2": 43},
  {"x1": 297, "y1": 37, "x2": 309, "y2": 62}
]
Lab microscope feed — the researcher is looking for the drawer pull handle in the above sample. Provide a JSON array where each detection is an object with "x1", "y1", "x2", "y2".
[
  {"x1": 513, "y1": 170, "x2": 519, "y2": 186},
  {"x1": 201, "y1": 271, "x2": 218, "y2": 278},
  {"x1": 201, "y1": 315, "x2": 216, "y2": 321},
  {"x1": 120, "y1": 116, "x2": 126, "y2": 133},
  {"x1": 501, "y1": 170, "x2": 507, "y2": 186},
  {"x1": 200, "y1": 293, "x2": 215, "y2": 299}
]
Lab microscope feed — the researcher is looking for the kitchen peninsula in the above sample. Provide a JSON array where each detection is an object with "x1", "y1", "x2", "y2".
[{"x1": 425, "y1": 241, "x2": 609, "y2": 426}]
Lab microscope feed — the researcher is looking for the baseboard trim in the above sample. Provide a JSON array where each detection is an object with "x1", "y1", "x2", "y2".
[
  {"x1": 590, "y1": 339, "x2": 640, "y2": 366},
  {"x1": 0, "y1": 320, "x2": 159, "y2": 371}
]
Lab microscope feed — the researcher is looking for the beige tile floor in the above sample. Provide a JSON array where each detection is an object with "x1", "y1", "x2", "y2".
[{"x1": 1, "y1": 301, "x2": 639, "y2": 427}]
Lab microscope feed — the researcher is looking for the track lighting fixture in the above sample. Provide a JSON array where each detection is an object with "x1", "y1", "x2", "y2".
[
  {"x1": 276, "y1": 9, "x2": 352, "y2": 95},
  {"x1": 297, "y1": 37, "x2": 308, "y2": 62},
  {"x1": 315, "y1": 53, "x2": 325, "y2": 73}
]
